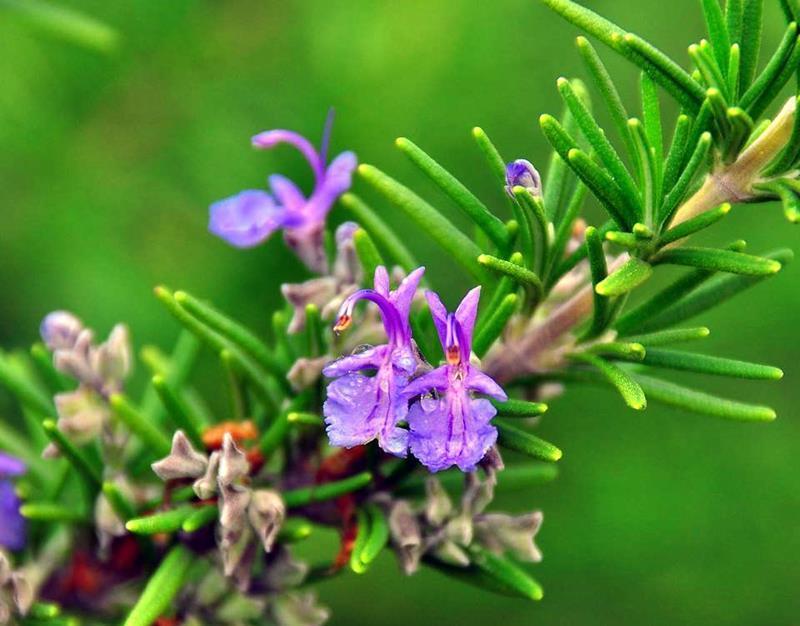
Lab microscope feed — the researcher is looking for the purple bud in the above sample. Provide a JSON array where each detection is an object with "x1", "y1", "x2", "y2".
[
  {"x1": 40, "y1": 311, "x2": 83, "y2": 351},
  {"x1": 505, "y1": 159, "x2": 542, "y2": 197}
]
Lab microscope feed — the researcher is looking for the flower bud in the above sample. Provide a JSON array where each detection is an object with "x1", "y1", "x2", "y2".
[
  {"x1": 54, "y1": 388, "x2": 107, "y2": 444},
  {"x1": 93, "y1": 324, "x2": 132, "y2": 388},
  {"x1": 193, "y1": 451, "x2": 220, "y2": 499},
  {"x1": 505, "y1": 159, "x2": 542, "y2": 197},
  {"x1": 388, "y1": 501, "x2": 422, "y2": 575},
  {"x1": 40, "y1": 311, "x2": 83, "y2": 351},
  {"x1": 218, "y1": 433, "x2": 250, "y2": 486},
  {"x1": 151, "y1": 431, "x2": 208, "y2": 482},
  {"x1": 475, "y1": 511, "x2": 543, "y2": 562},
  {"x1": 248, "y1": 490, "x2": 285, "y2": 553},
  {"x1": 287, "y1": 357, "x2": 328, "y2": 392}
]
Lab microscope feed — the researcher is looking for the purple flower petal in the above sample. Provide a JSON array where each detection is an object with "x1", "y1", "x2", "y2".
[
  {"x1": 373, "y1": 266, "x2": 391, "y2": 297},
  {"x1": 251, "y1": 130, "x2": 325, "y2": 181},
  {"x1": 391, "y1": 267, "x2": 425, "y2": 325},
  {"x1": 465, "y1": 369, "x2": 508, "y2": 401},
  {"x1": 403, "y1": 367, "x2": 449, "y2": 399},
  {"x1": 209, "y1": 190, "x2": 287, "y2": 248},
  {"x1": 324, "y1": 366, "x2": 409, "y2": 456},
  {"x1": 0, "y1": 453, "x2": 25, "y2": 478},
  {"x1": 0, "y1": 480, "x2": 25, "y2": 551},
  {"x1": 455, "y1": 286, "x2": 481, "y2": 344},
  {"x1": 408, "y1": 392, "x2": 498, "y2": 472},
  {"x1": 321, "y1": 151, "x2": 357, "y2": 198},
  {"x1": 269, "y1": 174, "x2": 307, "y2": 213},
  {"x1": 425, "y1": 291, "x2": 449, "y2": 350},
  {"x1": 301, "y1": 151, "x2": 358, "y2": 227},
  {"x1": 322, "y1": 344, "x2": 389, "y2": 378}
]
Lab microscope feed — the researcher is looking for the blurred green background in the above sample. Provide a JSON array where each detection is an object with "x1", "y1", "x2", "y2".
[{"x1": 1, "y1": 0, "x2": 798, "y2": 624}]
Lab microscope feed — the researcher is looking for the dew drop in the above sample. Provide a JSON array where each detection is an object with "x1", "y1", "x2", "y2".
[{"x1": 420, "y1": 391, "x2": 439, "y2": 413}]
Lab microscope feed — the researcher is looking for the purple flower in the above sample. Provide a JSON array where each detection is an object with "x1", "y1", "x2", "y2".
[
  {"x1": 405, "y1": 288, "x2": 507, "y2": 472},
  {"x1": 323, "y1": 266, "x2": 425, "y2": 456},
  {"x1": 209, "y1": 111, "x2": 357, "y2": 273},
  {"x1": 0, "y1": 453, "x2": 26, "y2": 551},
  {"x1": 505, "y1": 159, "x2": 542, "y2": 198}
]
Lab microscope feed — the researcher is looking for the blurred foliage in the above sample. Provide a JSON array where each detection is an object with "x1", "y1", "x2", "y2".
[{"x1": 0, "y1": 0, "x2": 798, "y2": 624}]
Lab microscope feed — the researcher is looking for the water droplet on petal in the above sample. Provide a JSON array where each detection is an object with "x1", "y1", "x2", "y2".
[
  {"x1": 351, "y1": 344, "x2": 374, "y2": 355},
  {"x1": 421, "y1": 391, "x2": 439, "y2": 413}
]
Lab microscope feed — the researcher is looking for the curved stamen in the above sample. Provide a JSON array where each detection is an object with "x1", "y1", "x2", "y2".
[
  {"x1": 334, "y1": 289, "x2": 404, "y2": 346},
  {"x1": 251, "y1": 130, "x2": 325, "y2": 183}
]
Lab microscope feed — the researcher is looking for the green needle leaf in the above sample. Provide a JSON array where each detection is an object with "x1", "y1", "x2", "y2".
[
  {"x1": 642, "y1": 348, "x2": 783, "y2": 379},
  {"x1": 495, "y1": 419, "x2": 563, "y2": 461},
  {"x1": 471, "y1": 126, "x2": 508, "y2": 184},
  {"x1": 2, "y1": 0, "x2": 120, "y2": 54},
  {"x1": 283, "y1": 472, "x2": 373, "y2": 508},
  {"x1": 287, "y1": 411, "x2": 324, "y2": 426},
  {"x1": 155, "y1": 287, "x2": 282, "y2": 408},
  {"x1": 350, "y1": 506, "x2": 371, "y2": 574},
  {"x1": 123, "y1": 544, "x2": 194, "y2": 626},
  {"x1": 654, "y1": 247, "x2": 782, "y2": 275},
  {"x1": 110, "y1": 393, "x2": 171, "y2": 458},
  {"x1": 260, "y1": 393, "x2": 310, "y2": 457},
  {"x1": 659, "y1": 132, "x2": 712, "y2": 225},
  {"x1": 360, "y1": 504, "x2": 390, "y2": 565},
  {"x1": 541, "y1": 0, "x2": 625, "y2": 46},
  {"x1": 641, "y1": 72, "x2": 664, "y2": 168},
  {"x1": 557, "y1": 76, "x2": 640, "y2": 212},
  {"x1": 182, "y1": 505, "x2": 219, "y2": 533},
  {"x1": 628, "y1": 118, "x2": 658, "y2": 227},
  {"x1": 587, "y1": 341, "x2": 647, "y2": 361},
  {"x1": 279, "y1": 518, "x2": 314, "y2": 543},
  {"x1": 30, "y1": 342, "x2": 70, "y2": 393},
  {"x1": 624, "y1": 327, "x2": 711, "y2": 346},
  {"x1": 472, "y1": 293, "x2": 519, "y2": 358},
  {"x1": 618, "y1": 33, "x2": 706, "y2": 111},
  {"x1": 548, "y1": 183, "x2": 588, "y2": 277},
  {"x1": 41, "y1": 419, "x2": 101, "y2": 490},
  {"x1": 658, "y1": 203, "x2": 731, "y2": 246},
  {"x1": 570, "y1": 352, "x2": 647, "y2": 410},
  {"x1": 102, "y1": 481, "x2": 137, "y2": 522},
  {"x1": 152, "y1": 375, "x2": 206, "y2": 449},
  {"x1": 701, "y1": 0, "x2": 731, "y2": 73},
  {"x1": 478, "y1": 255, "x2": 543, "y2": 304},
  {"x1": 634, "y1": 373, "x2": 776, "y2": 421},
  {"x1": 353, "y1": 228, "x2": 384, "y2": 281},
  {"x1": 726, "y1": 0, "x2": 744, "y2": 46},
  {"x1": 174, "y1": 290, "x2": 285, "y2": 382},
  {"x1": 740, "y1": 22, "x2": 797, "y2": 111},
  {"x1": 491, "y1": 398, "x2": 549, "y2": 417},
  {"x1": 595, "y1": 257, "x2": 653, "y2": 296},
  {"x1": 585, "y1": 225, "x2": 610, "y2": 338},
  {"x1": 736, "y1": 0, "x2": 763, "y2": 91},
  {"x1": 126, "y1": 506, "x2": 196, "y2": 535},
  {"x1": 396, "y1": 137, "x2": 509, "y2": 249},
  {"x1": 340, "y1": 193, "x2": 419, "y2": 270},
  {"x1": 20, "y1": 502, "x2": 88, "y2": 523},
  {"x1": 358, "y1": 164, "x2": 487, "y2": 281},
  {"x1": 622, "y1": 248, "x2": 792, "y2": 332},
  {"x1": 662, "y1": 115, "x2": 692, "y2": 193},
  {"x1": 468, "y1": 545, "x2": 544, "y2": 601},
  {"x1": 568, "y1": 148, "x2": 637, "y2": 228},
  {"x1": 576, "y1": 36, "x2": 636, "y2": 157},
  {"x1": 0, "y1": 350, "x2": 54, "y2": 416}
]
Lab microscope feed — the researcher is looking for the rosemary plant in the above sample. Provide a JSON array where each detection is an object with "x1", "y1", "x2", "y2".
[{"x1": 0, "y1": 0, "x2": 797, "y2": 623}]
